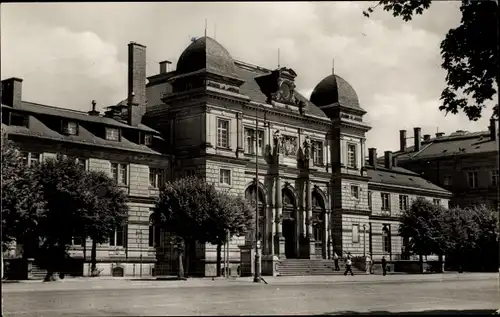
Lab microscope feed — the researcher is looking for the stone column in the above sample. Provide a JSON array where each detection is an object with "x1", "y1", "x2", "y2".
[
  {"x1": 269, "y1": 178, "x2": 276, "y2": 256},
  {"x1": 322, "y1": 211, "x2": 329, "y2": 259},
  {"x1": 275, "y1": 176, "x2": 285, "y2": 257},
  {"x1": 236, "y1": 113, "x2": 244, "y2": 156},
  {"x1": 305, "y1": 181, "x2": 312, "y2": 238}
]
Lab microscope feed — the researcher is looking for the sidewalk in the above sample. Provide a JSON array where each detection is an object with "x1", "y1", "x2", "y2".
[{"x1": 2, "y1": 272, "x2": 497, "y2": 293}]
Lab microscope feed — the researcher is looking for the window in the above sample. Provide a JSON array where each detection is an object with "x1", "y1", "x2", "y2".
[
  {"x1": 399, "y1": 195, "x2": 409, "y2": 211},
  {"x1": 10, "y1": 113, "x2": 28, "y2": 127},
  {"x1": 468, "y1": 171, "x2": 478, "y2": 188},
  {"x1": 62, "y1": 121, "x2": 78, "y2": 135},
  {"x1": 352, "y1": 224, "x2": 359, "y2": 243},
  {"x1": 443, "y1": 176, "x2": 452, "y2": 186},
  {"x1": 350, "y1": 185, "x2": 359, "y2": 199},
  {"x1": 219, "y1": 169, "x2": 231, "y2": 185},
  {"x1": 148, "y1": 225, "x2": 161, "y2": 248},
  {"x1": 71, "y1": 236, "x2": 84, "y2": 247},
  {"x1": 368, "y1": 191, "x2": 372, "y2": 210},
  {"x1": 347, "y1": 144, "x2": 357, "y2": 168},
  {"x1": 145, "y1": 134, "x2": 153, "y2": 146},
  {"x1": 492, "y1": 170, "x2": 499, "y2": 187},
  {"x1": 106, "y1": 127, "x2": 120, "y2": 141},
  {"x1": 20, "y1": 152, "x2": 40, "y2": 167},
  {"x1": 217, "y1": 119, "x2": 230, "y2": 148},
  {"x1": 381, "y1": 193, "x2": 391, "y2": 211},
  {"x1": 76, "y1": 158, "x2": 87, "y2": 171},
  {"x1": 149, "y1": 168, "x2": 164, "y2": 188},
  {"x1": 111, "y1": 163, "x2": 128, "y2": 185},
  {"x1": 382, "y1": 226, "x2": 391, "y2": 253},
  {"x1": 109, "y1": 225, "x2": 126, "y2": 247},
  {"x1": 312, "y1": 140, "x2": 324, "y2": 166},
  {"x1": 244, "y1": 128, "x2": 264, "y2": 155},
  {"x1": 433, "y1": 199, "x2": 441, "y2": 206}
]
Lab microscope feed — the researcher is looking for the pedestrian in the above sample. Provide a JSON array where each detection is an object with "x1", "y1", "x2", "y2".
[
  {"x1": 382, "y1": 256, "x2": 387, "y2": 276},
  {"x1": 344, "y1": 254, "x2": 354, "y2": 276},
  {"x1": 333, "y1": 252, "x2": 340, "y2": 271},
  {"x1": 365, "y1": 254, "x2": 372, "y2": 275}
]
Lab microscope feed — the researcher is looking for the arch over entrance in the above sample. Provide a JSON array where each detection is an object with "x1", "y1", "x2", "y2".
[
  {"x1": 245, "y1": 184, "x2": 266, "y2": 242},
  {"x1": 312, "y1": 190, "x2": 326, "y2": 258},
  {"x1": 282, "y1": 187, "x2": 297, "y2": 258}
]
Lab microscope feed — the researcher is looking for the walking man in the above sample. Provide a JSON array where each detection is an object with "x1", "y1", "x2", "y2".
[
  {"x1": 365, "y1": 254, "x2": 372, "y2": 275},
  {"x1": 333, "y1": 252, "x2": 340, "y2": 271},
  {"x1": 344, "y1": 253, "x2": 354, "y2": 276},
  {"x1": 382, "y1": 256, "x2": 387, "y2": 276}
]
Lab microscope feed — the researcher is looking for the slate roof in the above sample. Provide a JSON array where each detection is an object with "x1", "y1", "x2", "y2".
[
  {"x1": 387, "y1": 130, "x2": 496, "y2": 162},
  {"x1": 233, "y1": 61, "x2": 329, "y2": 119},
  {"x1": 8, "y1": 101, "x2": 158, "y2": 133},
  {"x1": 366, "y1": 163, "x2": 451, "y2": 195}
]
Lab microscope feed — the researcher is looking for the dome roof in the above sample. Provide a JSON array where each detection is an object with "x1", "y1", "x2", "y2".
[
  {"x1": 176, "y1": 36, "x2": 237, "y2": 77},
  {"x1": 310, "y1": 74, "x2": 362, "y2": 111}
]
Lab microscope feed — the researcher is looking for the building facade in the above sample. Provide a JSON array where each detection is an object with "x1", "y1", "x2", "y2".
[
  {"x1": 1, "y1": 42, "x2": 172, "y2": 277},
  {"x1": 387, "y1": 124, "x2": 498, "y2": 209},
  {"x1": 144, "y1": 36, "x2": 452, "y2": 276}
]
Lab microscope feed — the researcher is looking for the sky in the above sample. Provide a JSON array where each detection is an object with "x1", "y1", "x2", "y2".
[{"x1": 1, "y1": 2, "x2": 496, "y2": 153}]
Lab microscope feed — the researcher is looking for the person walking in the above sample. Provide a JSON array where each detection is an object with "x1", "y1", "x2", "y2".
[
  {"x1": 333, "y1": 252, "x2": 340, "y2": 271},
  {"x1": 365, "y1": 254, "x2": 372, "y2": 275},
  {"x1": 382, "y1": 256, "x2": 387, "y2": 276},
  {"x1": 344, "y1": 253, "x2": 354, "y2": 276}
]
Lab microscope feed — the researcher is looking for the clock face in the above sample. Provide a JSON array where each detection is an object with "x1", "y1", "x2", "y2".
[{"x1": 280, "y1": 82, "x2": 292, "y2": 100}]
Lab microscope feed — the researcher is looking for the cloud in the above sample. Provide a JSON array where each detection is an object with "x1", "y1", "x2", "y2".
[{"x1": 1, "y1": 2, "x2": 493, "y2": 153}]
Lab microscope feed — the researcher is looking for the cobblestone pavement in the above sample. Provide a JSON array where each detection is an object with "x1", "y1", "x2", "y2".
[{"x1": 2, "y1": 274, "x2": 499, "y2": 316}]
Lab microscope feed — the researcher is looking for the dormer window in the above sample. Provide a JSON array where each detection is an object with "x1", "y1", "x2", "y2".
[
  {"x1": 144, "y1": 133, "x2": 153, "y2": 146},
  {"x1": 106, "y1": 127, "x2": 120, "y2": 141},
  {"x1": 62, "y1": 120, "x2": 78, "y2": 135},
  {"x1": 10, "y1": 113, "x2": 28, "y2": 127}
]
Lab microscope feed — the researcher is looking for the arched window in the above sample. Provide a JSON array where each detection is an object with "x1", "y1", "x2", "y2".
[{"x1": 382, "y1": 226, "x2": 391, "y2": 253}]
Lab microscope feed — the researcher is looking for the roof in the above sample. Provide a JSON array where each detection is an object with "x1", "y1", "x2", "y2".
[
  {"x1": 390, "y1": 130, "x2": 496, "y2": 161},
  {"x1": 6, "y1": 101, "x2": 158, "y2": 134},
  {"x1": 366, "y1": 163, "x2": 451, "y2": 195},
  {"x1": 176, "y1": 36, "x2": 239, "y2": 79},
  {"x1": 1, "y1": 113, "x2": 163, "y2": 155},
  {"x1": 233, "y1": 61, "x2": 329, "y2": 119},
  {"x1": 310, "y1": 74, "x2": 364, "y2": 112}
]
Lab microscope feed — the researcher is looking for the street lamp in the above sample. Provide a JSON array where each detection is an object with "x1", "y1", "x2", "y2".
[
  {"x1": 136, "y1": 229, "x2": 143, "y2": 278},
  {"x1": 254, "y1": 103, "x2": 262, "y2": 283},
  {"x1": 363, "y1": 224, "x2": 366, "y2": 257}
]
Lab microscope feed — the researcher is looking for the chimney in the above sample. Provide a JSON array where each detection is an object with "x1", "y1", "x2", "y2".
[
  {"x1": 414, "y1": 127, "x2": 421, "y2": 152},
  {"x1": 368, "y1": 148, "x2": 377, "y2": 169},
  {"x1": 384, "y1": 151, "x2": 393, "y2": 169},
  {"x1": 423, "y1": 134, "x2": 431, "y2": 142},
  {"x1": 159, "y1": 60, "x2": 172, "y2": 74},
  {"x1": 399, "y1": 130, "x2": 407, "y2": 152},
  {"x1": 490, "y1": 118, "x2": 497, "y2": 141},
  {"x1": 436, "y1": 132, "x2": 445, "y2": 138},
  {"x1": 127, "y1": 41, "x2": 147, "y2": 127},
  {"x1": 88, "y1": 100, "x2": 100, "y2": 116},
  {"x1": 1, "y1": 77, "x2": 23, "y2": 107},
  {"x1": 392, "y1": 155, "x2": 398, "y2": 168}
]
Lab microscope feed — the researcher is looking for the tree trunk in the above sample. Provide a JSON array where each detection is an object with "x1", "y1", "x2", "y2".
[
  {"x1": 419, "y1": 254, "x2": 424, "y2": 274},
  {"x1": 216, "y1": 242, "x2": 222, "y2": 277},
  {"x1": 438, "y1": 254, "x2": 444, "y2": 273},
  {"x1": 90, "y1": 240, "x2": 97, "y2": 276},
  {"x1": 184, "y1": 241, "x2": 192, "y2": 278},
  {"x1": 177, "y1": 240, "x2": 185, "y2": 280}
]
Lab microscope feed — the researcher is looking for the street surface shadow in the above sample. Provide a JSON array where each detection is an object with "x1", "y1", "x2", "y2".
[
  {"x1": 129, "y1": 277, "x2": 187, "y2": 281},
  {"x1": 320, "y1": 309, "x2": 496, "y2": 315}
]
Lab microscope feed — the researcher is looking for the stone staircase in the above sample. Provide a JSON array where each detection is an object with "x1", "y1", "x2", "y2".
[
  {"x1": 30, "y1": 264, "x2": 47, "y2": 280},
  {"x1": 276, "y1": 259, "x2": 364, "y2": 276}
]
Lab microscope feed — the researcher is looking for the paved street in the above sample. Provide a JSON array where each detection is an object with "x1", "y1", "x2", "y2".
[{"x1": 2, "y1": 274, "x2": 499, "y2": 316}]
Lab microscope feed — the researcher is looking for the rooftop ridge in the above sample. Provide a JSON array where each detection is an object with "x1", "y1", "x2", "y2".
[
  {"x1": 234, "y1": 59, "x2": 271, "y2": 73},
  {"x1": 21, "y1": 101, "x2": 96, "y2": 116}
]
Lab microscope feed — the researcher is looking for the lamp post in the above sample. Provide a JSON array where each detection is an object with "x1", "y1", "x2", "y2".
[
  {"x1": 495, "y1": 0, "x2": 500, "y2": 281},
  {"x1": 253, "y1": 103, "x2": 262, "y2": 283},
  {"x1": 136, "y1": 229, "x2": 143, "y2": 278},
  {"x1": 363, "y1": 224, "x2": 366, "y2": 257}
]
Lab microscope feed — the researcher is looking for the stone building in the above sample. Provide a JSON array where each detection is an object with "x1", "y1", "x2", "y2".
[
  {"x1": 387, "y1": 123, "x2": 498, "y2": 209},
  {"x1": 144, "y1": 36, "x2": 452, "y2": 276},
  {"x1": 1, "y1": 42, "x2": 172, "y2": 277}
]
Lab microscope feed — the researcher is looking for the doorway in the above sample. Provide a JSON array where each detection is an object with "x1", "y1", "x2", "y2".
[{"x1": 283, "y1": 219, "x2": 296, "y2": 258}]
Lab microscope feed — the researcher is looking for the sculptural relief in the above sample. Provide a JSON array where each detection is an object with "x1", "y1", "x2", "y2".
[
  {"x1": 282, "y1": 135, "x2": 298, "y2": 157},
  {"x1": 303, "y1": 137, "x2": 311, "y2": 159},
  {"x1": 273, "y1": 130, "x2": 282, "y2": 154}
]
